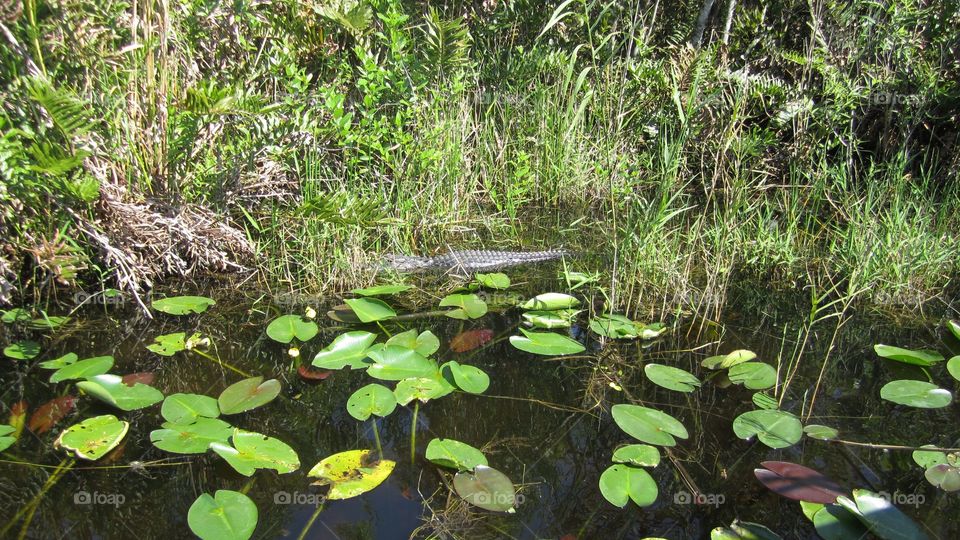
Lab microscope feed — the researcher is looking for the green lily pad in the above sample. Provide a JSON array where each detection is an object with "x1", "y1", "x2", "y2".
[
  {"x1": 509, "y1": 328, "x2": 585, "y2": 356},
  {"x1": 812, "y1": 504, "x2": 869, "y2": 540},
  {"x1": 644, "y1": 364, "x2": 701, "y2": 392},
  {"x1": 394, "y1": 377, "x2": 448, "y2": 405},
  {"x1": 27, "y1": 315, "x2": 69, "y2": 330},
  {"x1": 637, "y1": 322, "x2": 668, "y2": 339},
  {"x1": 880, "y1": 380, "x2": 952, "y2": 408},
  {"x1": 804, "y1": 424, "x2": 839, "y2": 441},
  {"x1": 925, "y1": 463, "x2": 960, "y2": 492},
  {"x1": 77, "y1": 374, "x2": 164, "y2": 411},
  {"x1": 946, "y1": 356, "x2": 960, "y2": 382},
  {"x1": 702, "y1": 350, "x2": 756, "y2": 369},
  {"x1": 522, "y1": 309, "x2": 580, "y2": 329},
  {"x1": 475, "y1": 273, "x2": 510, "y2": 289},
  {"x1": 188, "y1": 490, "x2": 258, "y2": 540},
  {"x1": 366, "y1": 346, "x2": 439, "y2": 380},
  {"x1": 732, "y1": 410, "x2": 803, "y2": 449},
  {"x1": 38, "y1": 352, "x2": 78, "y2": 369},
  {"x1": 611, "y1": 404, "x2": 688, "y2": 446},
  {"x1": 344, "y1": 297, "x2": 396, "y2": 322},
  {"x1": 218, "y1": 377, "x2": 281, "y2": 414},
  {"x1": 589, "y1": 314, "x2": 639, "y2": 339},
  {"x1": 439, "y1": 293, "x2": 488, "y2": 320},
  {"x1": 346, "y1": 383, "x2": 397, "y2": 421},
  {"x1": 836, "y1": 489, "x2": 929, "y2": 540},
  {"x1": 54, "y1": 414, "x2": 129, "y2": 460},
  {"x1": 453, "y1": 465, "x2": 517, "y2": 512},
  {"x1": 150, "y1": 417, "x2": 233, "y2": 454},
  {"x1": 308, "y1": 449, "x2": 395, "y2": 500},
  {"x1": 0, "y1": 425, "x2": 17, "y2": 452},
  {"x1": 266, "y1": 315, "x2": 319, "y2": 344},
  {"x1": 441, "y1": 361, "x2": 490, "y2": 394},
  {"x1": 426, "y1": 438, "x2": 488, "y2": 471},
  {"x1": 710, "y1": 521, "x2": 783, "y2": 540},
  {"x1": 874, "y1": 344, "x2": 944, "y2": 367},
  {"x1": 947, "y1": 320, "x2": 960, "y2": 341},
  {"x1": 152, "y1": 295, "x2": 215, "y2": 315},
  {"x1": 599, "y1": 464, "x2": 658, "y2": 508},
  {"x1": 728, "y1": 362, "x2": 777, "y2": 390},
  {"x1": 312, "y1": 331, "x2": 377, "y2": 370},
  {"x1": 209, "y1": 429, "x2": 300, "y2": 476},
  {"x1": 161, "y1": 393, "x2": 221, "y2": 424},
  {"x1": 521, "y1": 293, "x2": 580, "y2": 310},
  {"x1": 351, "y1": 284, "x2": 412, "y2": 296},
  {"x1": 4, "y1": 340, "x2": 40, "y2": 360},
  {"x1": 48, "y1": 356, "x2": 114, "y2": 383},
  {"x1": 385, "y1": 329, "x2": 440, "y2": 356},
  {"x1": 1, "y1": 308, "x2": 31, "y2": 324},
  {"x1": 146, "y1": 332, "x2": 188, "y2": 356},
  {"x1": 911, "y1": 445, "x2": 949, "y2": 468},
  {"x1": 752, "y1": 393, "x2": 779, "y2": 410},
  {"x1": 611, "y1": 444, "x2": 660, "y2": 467}
]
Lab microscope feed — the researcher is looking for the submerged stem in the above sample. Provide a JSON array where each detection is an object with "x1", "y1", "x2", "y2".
[
  {"x1": 296, "y1": 499, "x2": 326, "y2": 540},
  {"x1": 372, "y1": 418, "x2": 383, "y2": 460},
  {"x1": 410, "y1": 401, "x2": 419, "y2": 465},
  {"x1": 191, "y1": 348, "x2": 252, "y2": 378},
  {"x1": 2, "y1": 457, "x2": 74, "y2": 539}
]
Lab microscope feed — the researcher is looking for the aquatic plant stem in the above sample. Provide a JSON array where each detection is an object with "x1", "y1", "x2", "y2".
[
  {"x1": 410, "y1": 401, "x2": 419, "y2": 465},
  {"x1": 1, "y1": 457, "x2": 74, "y2": 539},
  {"x1": 296, "y1": 499, "x2": 326, "y2": 540},
  {"x1": 372, "y1": 418, "x2": 383, "y2": 460},
  {"x1": 191, "y1": 348, "x2": 252, "y2": 378}
]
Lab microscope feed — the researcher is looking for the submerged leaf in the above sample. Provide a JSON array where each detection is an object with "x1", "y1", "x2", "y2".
[
  {"x1": 453, "y1": 465, "x2": 516, "y2": 512},
  {"x1": 450, "y1": 329, "x2": 494, "y2": 352},
  {"x1": 754, "y1": 461, "x2": 846, "y2": 503},
  {"x1": 28, "y1": 396, "x2": 76, "y2": 434}
]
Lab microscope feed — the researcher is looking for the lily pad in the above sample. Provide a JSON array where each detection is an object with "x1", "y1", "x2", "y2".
[
  {"x1": 947, "y1": 320, "x2": 960, "y2": 341},
  {"x1": 308, "y1": 449, "x2": 395, "y2": 500},
  {"x1": 728, "y1": 362, "x2": 777, "y2": 390},
  {"x1": 836, "y1": 489, "x2": 929, "y2": 540},
  {"x1": 346, "y1": 383, "x2": 397, "y2": 421},
  {"x1": 312, "y1": 331, "x2": 377, "y2": 370},
  {"x1": 366, "y1": 346, "x2": 439, "y2": 381},
  {"x1": 874, "y1": 344, "x2": 943, "y2": 367},
  {"x1": 509, "y1": 328, "x2": 585, "y2": 356},
  {"x1": 394, "y1": 377, "x2": 448, "y2": 405},
  {"x1": 344, "y1": 297, "x2": 396, "y2": 322},
  {"x1": 522, "y1": 309, "x2": 579, "y2": 329},
  {"x1": 521, "y1": 293, "x2": 580, "y2": 310},
  {"x1": 152, "y1": 295, "x2": 215, "y2": 315},
  {"x1": 441, "y1": 361, "x2": 490, "y2": 394},
  {"x1": 385, "y1": 329, "x2": 440, "y2": 356},
  {"x1": 754, "y1": 461, "x2": 846, "y2": 503},
  {"x1": 218, "y1": 377, "x2": 281, "y2": 414},
  {"x1": 77, "y1": 374, "x2": 164, "y2": 411},
  {"x1": 48, "y1": 356, "x2": 114, "y2": 383},
  {"x1": 150, "y1": 417, "x2": 234, "y2": 454},
  {"x1": 644, "y1": 364, "x2": 701, "y2": 392},
  {"x1": 54, "y1": 414, "x2": 129, "y2": 460},
  {"x1": 611, "y1": 404, "x2": 688, "y2": 447},
  {"x1": 0, "y1": 425, "x2": 16, "y2": 452},
  {"x1": 426, "y1": 438, "x2": 488, "y2": 471},
  {"x1": 453, "y1": 465, "x2": 517, "y2": 512},
  {"x1": 146, "y1": 332, "x2": 188, "y2": 356},
  {"x1": 161, "y1": 393, "x2": 220, "y2": 424},
  {"x1": 925, "y1": 463, "x2": 960, "y2": 492},
  {"x1": 1, "y1": 308, "x2": 31, "y2": 324},
  {"x1": 27, "y1": 315, "x2": 69, "y2": 330},
  {"x1": 266, "y1": 315, "x2": 319, "y2": 344},
  {"x1": 599, "y1": 464, "x2": 658, "y2": 508},
  {"x1": 752, "y1": 393, "x2": 779, "y2": 410},
  {"x1": 188, "y1": 490, "x2": 258, "y2": 540},
  {"x1": 450, "y1": 329, "x2": 494, "y2": 353},
  {"x1": 38, "y1": 352, "x2": 78, "y2": 369},
  {"x1": 611, "y1": 444, "x2": 660, "y2": 467},
  {"x1": 880, "y1": 380, "x2": 952, "y2": 408},
  {"x1": 702, "y1": 350, "x2": 756, "y2": 370},
  {"x1": 209, "y1": 429, "x2": 300, "y2": 476},
  {"x1": 351, "y1": 284, "x2": 412, "y2": 296},
  {"x1": 475, "y1": 273, "x2": 510, "y2": 289},
  {"x1": 803, "y1": 424, "x2": 839, "y2": 441},
  {"x1": 946, "y1": 356, "x2": 960, "y2": 382},
  {"x1": 812, "y1": 504, "x2": 870, "y2": 540},
  {"x1": 3, "y1": 340, "x2": 40, "y2": 360},
  {"x1": 439, "y1": 293, "x2": 488, "y2": 320},
  {"x1": 732, "y1": 410, "x2": 803, "y2": 449},
  {"x1": 589, "y1": 314, "x2": 639, "y2": 339}
]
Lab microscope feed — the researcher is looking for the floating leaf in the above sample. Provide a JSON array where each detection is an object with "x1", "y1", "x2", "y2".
[
  {"x1": 297, "y1": 366, "x2": 332, "y2": 382},
  {"x1": 386, "y1": 329, "x2": 440, "y2": 356},
  {"x1": 754, "y1": 461, "x2": 846, "y2": 503},
  {"x1": 812, "y1": 504, "x2": 869, "y2": 540},
  {"x1": 146, "y1": 332, "x2": 188, "y2": 356},
  {"x1": 752, "y1": 393, "x2": 779, "y2": 410},
  {"x1": 803, "y1": 424, "x2": 839, "y2": 441},
  {"x1": 394, "y1": 377, "x2": 447, "y2": 405},
  {"x1": 366, "y1": 346, "x2": 439, "y2": 380},
  {"x1": 880, "y1": 380, "x2": 952, "y2": 408},
  {"x1": 28, "y1": 396, "x2": 76, "y2": 434},
  {"x1": 947, "y1": 356, "x2": 960, "y2": 382},
  {"x1": 702, "y1": 350, "x2": 756, "y2": 370},
  {"x1": 453, "y1": 465, "x2": 516, "y2": 512},
  {"x1": 450, "y1": 329, "x2": 494, "y2": 352},
  {"x1": 351, "y1": 284, "x2": 412, "y2": 296},
  {"x1": 308, "y1": 449, "x2": 395, "y2": 500},
  {"x1": 8, "y1": 401, "x2": 26, "y2": 439},
  {"x1": 54, "y1": 415, "x2": 129, "y2": 460},
  {"x1": 925, "y1": 463, "x2": 960, "y2": 492},
  {"x1": 188, "y1": 490, "x2": 258, "y2": 540},
  {"x1": 3, "y1": 340, "x2": 40, "y2": 360},
  {"x1": 611, "y1": 444, "x2": 660, "y2": 467},
  {"x1": 344, "y1": 297, "x2": 396, "y2": 322},
  {"x1": 210, "y1": 429, "x2": 300, "y2": 476},
  {"x1": 911, "y1": 445, "x2": 948, "y2": 468},
  {"x1": 162, "y1": 393, "x2": 220, "y2": 424},
  {"x1": 327, "y1": 304, "x2": 362, "y2": 323},
  {"x1": 0, "y1": 425, "x2": 15, "y2": 452},
  {"x1": 77, "y1": 374, "x2": 164, "y2": 411},
  {"x1": 589, "y1": 314, "x2": 638, "y2": 339},
  {"x1": 644, "y1": 364, "x2": 701, "y2": 392},
  {"x1": 599, "y1": 464, "x2": 658, "y2": 508},
  {"x1": 439, "y1": 293, "x2": 488, "y2": 320},
  {"x1": 426, "y1": 438, "x2": 488, "y2": 471},
  {"x1": 728, "y1": 362, "x2": 777, "y2": 390},
  {"x1": 442, "y1": 361, "x2": 490, "y2": 394},
  {"x1": 312, "y1": 331, "x2": 377, "y2": 370},
  {"x1": 266, "y1": 315, "x2": 319, "y2": 344},
  {"x1": 48, "y1": 356, "x2": 114, "y2": 383},
  {"x1": 38, "y1": 353, "x2": 78, "y2": 369},
  {"x1": 732, "y1": 410, "x2": 803, "y2": 449},
  {"x1": 611, "y1": 404, "x2": 688, "y2": 446},
  {"x1": 150, "y1": 417, "x2": 233, "y2": 454},
  {"x1": 475, "y1": 273, "x2": 510, "y2": 289},
  {"x1": 637, "y1": 323, "x2": 668, "y2": 340},
  {"x1": 1, "y1": 308, "x2": 31, "y2": 324},
  {"x1": 874, "y1": 344, "x2": 943, "y2": 367},
  {"x1": 947, "y1": 320, "x2": 960, "y2": 341},
  {"x1": 27, "y1": 315, "x2": 69, "y2": 330},
  {"x1": 509, "y1": 328, "x2": 585, "y2": 356},
  {"x1": 218, "y1": 377, "x2": 281, "y2": 414},
  {"x1": 710, "y1": 521, "x2": 783, "y2": 540},
  {"x1": 346, "y1": 383, "x2": 397, "y2": 421},
  {"x1": 152, "y1": 295, "x2": 215, "y2": 315},
  {"x1": 836, "y1": 489, "x2": 929, "y2": 540},
  {"x1": 521, "y1": 293, "x2": 580, "y2": 310}
]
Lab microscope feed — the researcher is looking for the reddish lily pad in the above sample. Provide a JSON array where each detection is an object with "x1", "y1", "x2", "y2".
[{"x1": 754, "y1": 461, "x2": 846, "y2": 504}]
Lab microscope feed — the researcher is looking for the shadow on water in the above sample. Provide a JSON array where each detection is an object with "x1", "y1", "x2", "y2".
[{"x1": 1, "y1": 273, "x2": 958, "y2": 539}]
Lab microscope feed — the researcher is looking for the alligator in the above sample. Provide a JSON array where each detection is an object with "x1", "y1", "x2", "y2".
[{"x1": 379, "y1": 249, "x2": 571, "y2": 273}]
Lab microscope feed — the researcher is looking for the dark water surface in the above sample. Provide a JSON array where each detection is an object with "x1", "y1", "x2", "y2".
[{"x1": 1, "y1": 278, "x2": 958, "y2": 539}]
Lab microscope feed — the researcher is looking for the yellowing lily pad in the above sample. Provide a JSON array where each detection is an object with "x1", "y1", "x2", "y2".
[
  {"x1": 308, "y1": 449, "x2": 395, "y2": 500},
  {"x1": 54, "y1": 415, "x2": 129, "y2": 460}
]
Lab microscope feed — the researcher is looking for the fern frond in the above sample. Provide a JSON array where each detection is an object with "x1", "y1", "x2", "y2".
[
  {"x1": 420, "y1": 7, "x2": 472, "y2": 80},
  {"x1": 24, "y1": 77, "x2": 93, "y2": 139}
]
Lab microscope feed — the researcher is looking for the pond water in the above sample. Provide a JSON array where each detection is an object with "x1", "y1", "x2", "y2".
[{"x1": 1, "y1": 277, "x2": 958, "y2": 539}]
